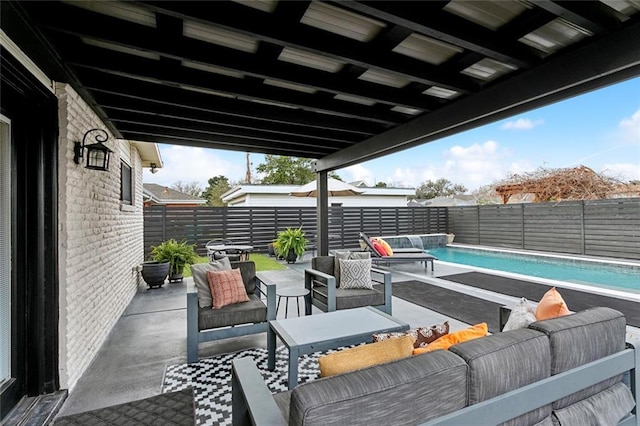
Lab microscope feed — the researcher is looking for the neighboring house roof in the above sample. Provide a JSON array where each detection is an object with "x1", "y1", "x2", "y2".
[
  {"x1": 143, "y1": 183, "x2": 206, "y2": 205},
  {"x1": 221, "y1": 184, "x2": 415, "y2": 206}
]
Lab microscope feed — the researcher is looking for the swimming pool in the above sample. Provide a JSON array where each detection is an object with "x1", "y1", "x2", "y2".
[{"x1": 427, "y1": 246, "x2": 640, "y2": 293}]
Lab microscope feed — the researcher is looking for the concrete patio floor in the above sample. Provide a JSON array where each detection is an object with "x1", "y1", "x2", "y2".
[{"x1": 53, "y1": 253, "x2": 639, "y2": 420}]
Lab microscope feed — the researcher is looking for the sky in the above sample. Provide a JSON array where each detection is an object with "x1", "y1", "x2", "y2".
[{"x1": 143, "y1": 76, "x2": 640, "y2": 192}]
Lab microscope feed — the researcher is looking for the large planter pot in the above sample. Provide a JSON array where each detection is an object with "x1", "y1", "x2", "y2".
[
  {"x1": 286, "y1": 249, "x2": 298, "y2": 264},
  {"x1": 141, "y1": 261, "x2": 170, "y2": 288},
  {"x1": 168, "y1": 265, "x2": 184, "y2": 283},
  {"x1": 267, "y1": 243, "x2": 276, "y2": 257}
]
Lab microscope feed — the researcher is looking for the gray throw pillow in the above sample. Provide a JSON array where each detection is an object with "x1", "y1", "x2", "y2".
[
  {"x1": 191, "y1": 257, "x2": 232, "y2": 308},
  {"x1": 339, "y1": 258, "x2": 373, "y2": 290},
  {"x1": 333, "y1": 251, "x2": 370, "y2": 286}
]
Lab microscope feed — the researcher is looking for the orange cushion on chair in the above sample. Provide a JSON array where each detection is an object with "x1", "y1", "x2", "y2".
[
  {"x1": 377, "y1": 238, "x2": 394, "y2": 256},
  {"x1": 413, "y1": 322, "x2": 488, "y2": 354},
  {"x1": 535, "y1": 287, "x2": 571, "y2": 320},
  {"x1": 371, "y1": 240, "x2": 388, "y2": 256}
]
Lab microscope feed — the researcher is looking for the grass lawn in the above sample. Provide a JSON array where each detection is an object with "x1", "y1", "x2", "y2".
[{"x1": 183, "y1": 252, "x2": 286, "y2": 277}]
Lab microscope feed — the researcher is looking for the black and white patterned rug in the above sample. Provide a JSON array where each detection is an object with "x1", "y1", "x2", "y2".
[{"x1": 162, "y1": 346, "x2": 344, "y2": 426}]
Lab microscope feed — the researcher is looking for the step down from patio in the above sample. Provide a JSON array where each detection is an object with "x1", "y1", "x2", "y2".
[{"x1": 3, "y1": 390, "x2": 67, "y2": 426}]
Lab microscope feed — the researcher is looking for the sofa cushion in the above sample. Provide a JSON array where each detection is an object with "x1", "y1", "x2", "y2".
[
  {"x1": 535, "y1": 287, "x2": 570, "y2": 320},
  {"x1": 449, "y1": 328, "x2": 552, "y2": 426},
  {"x1": 207, "y1": 269, "x2": 250, "y2": 309},
  {"x1": 197, "y1": 293, "x2": 266, "y2": 331},
  {"x1": 191, "y1": 257, "x2": 231, "y2": 308},
  {"x1": 552, "y1": 382, "x2": 635, "y2": 426},
  {"x1": 312, "y1": 285, "x2": 384, "y2": 310},
  {"x1": 413, "y1": 322, "x2": 487, "y2": 354},
  {"x1": 333, "y1": 252, "x2": 370, "y2": 286},
  {"x1": 338, "y1": 258, "x2": 373, "y2": 290},
  {"x1": 373, "y1": 321, "x2": 449, "y2": 348},
  {"x1": 312, "y1": 256, "x2": 335, "y2": 277},
  {"x1": 318, "y1": 336, "x2": 414, "y2": 377},
  {"x1": 289, "y1": 350, "x2": 468, "y2": 426},
  {"x1": 528, "y1": 307, "x2": 627, "y2": 409}
]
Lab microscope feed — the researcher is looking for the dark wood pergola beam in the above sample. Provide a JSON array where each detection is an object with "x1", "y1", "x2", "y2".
[
  {"x1": 77, "y1": 69, "x2": 384, "y2": 136},
  {"x1": 138, "y1": 0, "x2": 478, "y2": 92},
  {"x1": 106, "y1": 109, "x2": 357, "y2": 150},
  {"x1": 37, "y1": 4, "x2": 441, "y2": 111}
]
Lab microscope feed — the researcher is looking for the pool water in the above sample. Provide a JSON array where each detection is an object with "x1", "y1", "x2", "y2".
[{"x1": 428, "y1": 247, "x2": 640, "y2": 293}]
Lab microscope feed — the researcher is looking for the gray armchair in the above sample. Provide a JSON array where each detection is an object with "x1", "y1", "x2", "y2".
[
  {"x1": 304, "y1": 255, "x2": 392, "y2": 315},
  {"x1": 187, "y1": 261, "x2": 276, "y2": 363}
]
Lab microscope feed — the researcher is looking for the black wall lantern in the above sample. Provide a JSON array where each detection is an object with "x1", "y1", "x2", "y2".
[{"x1": 73, "y1": 128, "x2": 113, "y2": 171}]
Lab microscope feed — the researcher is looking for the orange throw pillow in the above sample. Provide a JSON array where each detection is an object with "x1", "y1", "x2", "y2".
[
  {"x1": 207, "y1": 269, "x2": 249, "y2": 309},
  {"x1": 319, "y1": 336, "x2": 414, "y2": 377},
  {"x1": 371, "y1": 240, "x2": 388, "y2": 256},
  {"x1": 413, "y1": 322, "x2": 488, "y2": 354},
  {"x1": 536, "y1": 287, "x2": 571, "y2": 320},
  {"x1": 377, "y1": 238, "x2": 394, "y2": 256}
]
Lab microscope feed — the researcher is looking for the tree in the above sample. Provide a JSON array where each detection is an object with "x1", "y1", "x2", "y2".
[
  {"x1": 171, "y1": 181, "x2": 202, "y2": 197},
  {"x1": 255, "y1": 155, "x2": 341, "y2": 184},
  {"x1": 374, "y1": 181, "x2": 388, "y2": 188},
  {"x1": 416, "y1": 178, "x2": 467, "y2": 199},
  {"x1": 201, "y1": 175, "x2": 232, "y2": 206}
]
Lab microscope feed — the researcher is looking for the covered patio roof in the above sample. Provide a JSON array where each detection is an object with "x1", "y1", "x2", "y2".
[
  {"x1": 3, "y1": 0, "x2": 640, "y2": 254},
  {"x1": 3, "y1": 0, "x2": 640, "y2": 172}
]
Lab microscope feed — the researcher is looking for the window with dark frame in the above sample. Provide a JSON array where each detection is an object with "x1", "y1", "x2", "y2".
[{"x1": 120, "y1": 161, "x2": 132, "y2": 204}]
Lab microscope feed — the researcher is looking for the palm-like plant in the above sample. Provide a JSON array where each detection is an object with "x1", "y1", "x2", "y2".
[
  {"x1": 151, "y1": 239, "x2": 199, "y2": 279},
  {"x1": 274, "y1": 227, "x2": 307, "y2": 262}
]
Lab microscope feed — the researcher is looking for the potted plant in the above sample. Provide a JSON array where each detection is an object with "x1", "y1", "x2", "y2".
[
  {"x1": 275, "y1": 227, "x2": 308, "y2": 263},
  {"x1": 150, "y1": 239, "x2": 199, "y2": 283},
  {"x1": 141, "y1": 261, "x2": 170, "y2": 289}
]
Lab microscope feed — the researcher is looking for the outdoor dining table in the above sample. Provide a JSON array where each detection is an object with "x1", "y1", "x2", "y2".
[{"x1": 206, "y1": 244, "x2": 253, "y2": 261}]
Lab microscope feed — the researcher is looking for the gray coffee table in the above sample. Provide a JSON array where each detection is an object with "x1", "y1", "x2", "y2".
[{"x1": 267, "y1": 306, "x2": 409, "y2": 389}]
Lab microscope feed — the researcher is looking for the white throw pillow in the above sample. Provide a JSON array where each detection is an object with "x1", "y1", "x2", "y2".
[
  {"x1": 503, "y1": 297, "x2": 537, "y2": 331},
  {"x1": 191, "y1": 257, "x2": 232, "y2": 308},
  {"x1": 334, "y1": 251, "x2": 371, "y2": 286},
  {"x1": 339, "y1": 258, "x2": 373, "y2": 290}
]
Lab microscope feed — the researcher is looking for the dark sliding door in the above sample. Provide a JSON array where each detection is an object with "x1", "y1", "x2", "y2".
[{"x1": 0, "y1": 47, "x2": 59, "y2": 420}]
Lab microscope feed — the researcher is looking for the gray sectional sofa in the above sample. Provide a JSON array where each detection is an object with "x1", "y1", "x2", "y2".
[{"x1": 232, "y1": 307, "x2": 638, "y2": 425}]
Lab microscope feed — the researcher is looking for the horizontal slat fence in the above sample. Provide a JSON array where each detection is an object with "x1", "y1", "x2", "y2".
[
  {"x1": 143, "y1": 206, "x2": 448, "y2": 258},
  {"x1": 448, "y1": 198, "x2": 640, "y2": 260}
]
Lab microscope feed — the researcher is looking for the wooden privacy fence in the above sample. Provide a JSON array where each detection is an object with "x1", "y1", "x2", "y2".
[
  {"x1": 143, "y1": 206, "x2": 448, "y2": 258},
  {"x1": 448, "y1": 198, "x2": 640, "y2": 260}
]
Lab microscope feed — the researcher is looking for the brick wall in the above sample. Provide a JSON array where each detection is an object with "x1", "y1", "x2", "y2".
[{"x1": 56, "y1": 84, "x2": 144, "y2": 389}]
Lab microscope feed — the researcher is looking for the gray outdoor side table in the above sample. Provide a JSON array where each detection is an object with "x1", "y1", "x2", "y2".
[
  {"x1": 267, "y1": 306, "x2": 409, "y2": 389},
  {"x1": 276, "y1": 287, "x2": 310, "y2": 318}
]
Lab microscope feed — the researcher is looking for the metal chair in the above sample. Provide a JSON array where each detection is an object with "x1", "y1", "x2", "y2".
[{"x1": 304, "y1": 255, "x2": 392, "y2": 315}]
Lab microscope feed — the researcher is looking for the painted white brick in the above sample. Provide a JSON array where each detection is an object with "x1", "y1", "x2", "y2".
[{"x1": 56, "y1": 83, "x2": 145, "y2": 390}]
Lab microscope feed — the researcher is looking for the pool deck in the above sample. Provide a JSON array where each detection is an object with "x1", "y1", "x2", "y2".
[{"x1": 51, "y1": 250, "x2": 640, "y2": 420}]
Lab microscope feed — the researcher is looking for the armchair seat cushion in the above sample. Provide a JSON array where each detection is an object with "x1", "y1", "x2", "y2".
[
  {"x1": 313, "y1": 284, "x2": 385, "y2": 311},
  {"x1": 198, "y1": 293, "x2": 266, "y2": 331}
]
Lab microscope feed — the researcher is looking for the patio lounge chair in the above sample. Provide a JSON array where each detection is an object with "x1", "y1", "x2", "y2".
[
  {"x1": 359, "y1": 232, "x2": 437, "y2": 271},
  {"x1": 304, "y1": 255, "x2": 392, "y2": 315},
  {"x1": 187, "y1": 261, "x2": 276, "y2": 363}
]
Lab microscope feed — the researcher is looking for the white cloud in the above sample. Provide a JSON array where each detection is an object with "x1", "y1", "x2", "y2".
[
  {"x1": 391, "y1": 140, "x2": 534, "y2": 191},
  {"x1": 142, "y1": 145, "x2": 242, "y2": 190},
  {"x1": 343, "y1": 164, "x2": 374, "y2": 185},
  {"x1": 501, "y1": 118, "x2": 543, "y2": 130},
  {"x1": 619, "y1": 109, "x2": 640, "y2": 144},
  {"x1": 601, "y1": 163, "x2": 640, "y2": 182}
]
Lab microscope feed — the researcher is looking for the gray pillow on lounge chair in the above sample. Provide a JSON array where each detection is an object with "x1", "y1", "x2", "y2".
[{"x1": 191, "y1": 257, "x2": 231, "y2": 308}]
